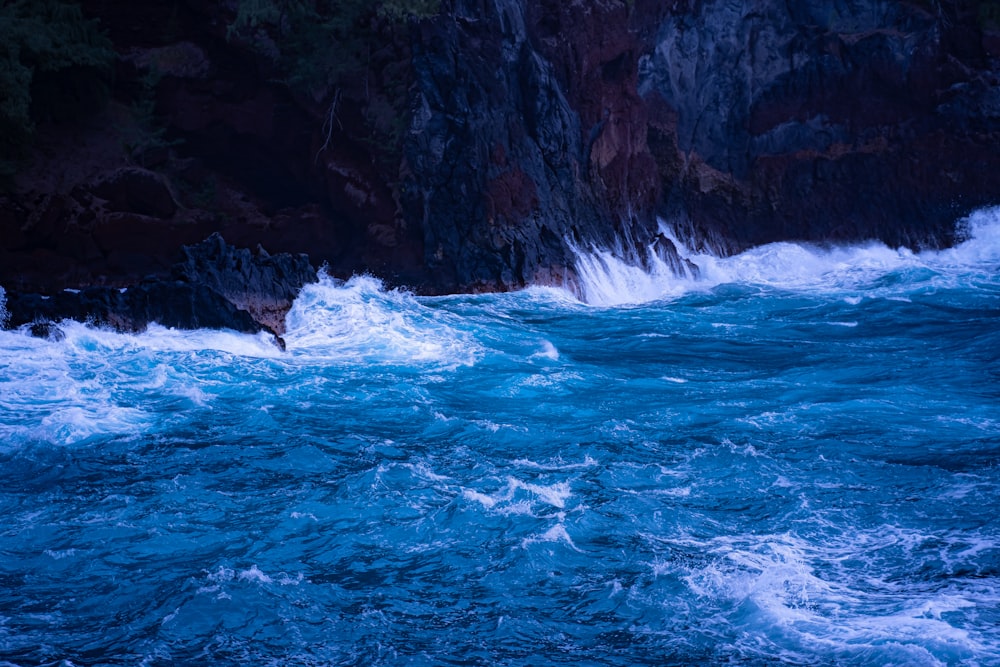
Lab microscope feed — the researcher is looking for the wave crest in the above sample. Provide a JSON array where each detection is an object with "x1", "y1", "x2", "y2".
[
  {"x1": 570, "y1": 207, "x2": 1000, "y2": 306},
  {"x1": 282, "y1": 273, "x2": 481, "y2": 368}
]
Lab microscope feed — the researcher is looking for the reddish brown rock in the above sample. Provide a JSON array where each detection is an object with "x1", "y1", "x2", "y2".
[{"x1": 88, "y1": 168, "x2": 177, "y2": 219}]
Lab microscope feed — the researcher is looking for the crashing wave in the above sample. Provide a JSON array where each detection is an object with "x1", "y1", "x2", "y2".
[
  {"x1": 569, "y1": 227, "x2": 699, "y2": 306},
  {"x1": 570, "y1": 207, "x2": 1000, "y2": 306},
  {"x1": 282, "y1": 272, "x2": 481, "y2": 368}
]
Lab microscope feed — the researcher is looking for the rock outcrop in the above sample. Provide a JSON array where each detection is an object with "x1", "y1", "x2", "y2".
[
  {"x1": 172, "y1": 233, "x2": 317, "y2": 335},
  {"x1": 401, "y1": 0, "x2": 661, "y2": 292},
  {"x1": 5, "y1": 235, "x2": 316, "y2": 344},
  {"x1": 401, "y1": 0, "x2": 1000, "y2": 285}
]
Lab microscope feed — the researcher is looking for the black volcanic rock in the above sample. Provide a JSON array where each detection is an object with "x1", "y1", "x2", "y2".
[
  {"x1": 638, "y1": 0, "x2": 1000, "y2": 253},
  {"x1": 172, "y1": 233, "x2": 317, "y2": 335},
  {"x1": 28, "y1": 321, "x2": 65, "y2": 342},
  {"x1": 6, "y1": 282, "x2": 259, "y2": 334},
  {"x1": 402, "y1": 0, "x2": 658, "y2": 293},
  {"x1": 5, "y1": 234, "x2": 317, "y2": 342}
]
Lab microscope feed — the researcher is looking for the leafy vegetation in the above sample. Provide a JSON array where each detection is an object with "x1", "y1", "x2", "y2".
[
  {"x1": 120, "y1": 67, "x2": 183, "y2": 167},
  {"x1": 979, "y1": 0, "x2": 1000, "y2": 28},
  {"x1": 0, "y1": 0, "x2": 113, "y2": 184},
  {"x1": 228, "y1": 0, "x2": 437, "y2": 95},
  {"x1": 227, "y1": 0, "x2": 439, "y2": 162}
]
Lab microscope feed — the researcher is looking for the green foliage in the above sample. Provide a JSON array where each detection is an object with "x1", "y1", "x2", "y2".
[
  {"x1": 121, "y1": 67, "x2": 183, "y2": 167},
  {"x1": 228, "y1": 0, "x2": 438, "y2": 95},
  {"x1": 979, "y1": 0, "x2": 1000, "y2": 28},
  {"x1": 0, "y1": 0, "x2": 112, "y2": 183},
  {"x1": 227, "y1": 0, "x2": 440, "y2": 162}
]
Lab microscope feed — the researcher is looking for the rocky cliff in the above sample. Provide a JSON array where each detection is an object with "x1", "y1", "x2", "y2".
[
  {"x1": 2, "y1": 0, "x2": 999, "y2": 331},
  {"x1": 640, "y1": 0, "x2": 1000, "y2": 253}
]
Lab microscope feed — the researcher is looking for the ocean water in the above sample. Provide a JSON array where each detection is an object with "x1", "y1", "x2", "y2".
[{"x1": 2, "y1": 210, "x2": 1000, "y2": 666}]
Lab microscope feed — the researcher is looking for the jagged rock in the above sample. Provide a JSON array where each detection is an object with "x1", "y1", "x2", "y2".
[
  {"x1": 4, "y1": 234, "x2": 316, "y2": 340},
  {"x1": 653, "y1": 234, "x2": 700, "y2": 280},
  {"x1": 172, "y1": 233, "x2": 317, "y2": 335},
  {"x1": 5, "y1": 283, "x2": 260, "y2": 334},
  {"x1": 403, "y1": 0, "x2": 658, "y2": 293}
]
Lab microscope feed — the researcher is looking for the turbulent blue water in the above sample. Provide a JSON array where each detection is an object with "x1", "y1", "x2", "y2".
[{"x1": 2, "y1": 211, "x2": 1000, "y2": 666}]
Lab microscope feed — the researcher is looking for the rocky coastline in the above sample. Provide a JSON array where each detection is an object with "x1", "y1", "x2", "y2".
[{"x1": 2, "y1": 0, "x2": 999, "y2": 336}]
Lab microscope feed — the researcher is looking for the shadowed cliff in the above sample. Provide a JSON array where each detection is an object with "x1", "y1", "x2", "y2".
[{"x1": 2, "y1": 0, "x2": 999, "y2": 331}]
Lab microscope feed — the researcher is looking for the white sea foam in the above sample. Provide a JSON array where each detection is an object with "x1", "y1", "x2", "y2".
[
  {"x1": 522, "y1": 523, "x2": 582, "y2": 551},
  {"x1": 514, "y1": 479, "x2": 572, "y2": 508},
  {"x1": 10, "y1": 318, "x2": 279, "y2": 359},
  {"x1": 0, "y1": 285, "x2": 7, "y2": 327},
  {"x1": 0, "y1": 319, "x2": 287, "y2": 448},
  {"x1": 530, "y1": 340, "x2": 560, "y2": 361},
  {"x1": 282, "y1": 273, "x2": 481, "y2": 368},
  {"x1": 943, "y1": 205, "x2": 1000, "y2": 265},
  {"x1": 572, "y1": 246, "x2": 691, "y2": 306},
  {"x1": 237, "y1": 565, "x2": 272, "y2": 584},
  {"x1": 462, "y1": 477, "x2": 574, "y2": 514},
  {"x1": 1, "y1": 273, "x2": 481, "y2": 374},
  {"x1": 568, "y1": 206, "x2": 1000, "y2": 305},
  {"x1": 124, "y1": 323, "x2": 282, "y2": 358},
  {"x1": 511, "y1": 455, "x2": 599, "y2": 471},
  {"x1": 666, "y1": 529, "x2": 1000, "y2": 663}
]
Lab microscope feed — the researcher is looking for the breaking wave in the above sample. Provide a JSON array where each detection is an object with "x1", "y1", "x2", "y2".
[{"x1": 572, "y1": 206, "x2": 1000, "y2": 305}]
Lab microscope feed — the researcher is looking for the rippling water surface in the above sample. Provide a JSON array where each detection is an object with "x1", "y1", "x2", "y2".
[{"x1": 2, "y1": 211, "x2": 1000, "y2": 666}]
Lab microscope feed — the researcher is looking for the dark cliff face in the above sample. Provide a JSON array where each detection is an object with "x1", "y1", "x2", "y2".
[
  {"x1": 401, "y1": 0, "x2": 661, "y2": 293},
  {"x1": 639, "y1": 0, "x2": 1000, "y2": 253},
  {"x1": 400, "y1": 0, "x2": 1000, "y2": 287},
  {"x1": 2, "y1": 0, "x2": 1000, "y2": 324}
]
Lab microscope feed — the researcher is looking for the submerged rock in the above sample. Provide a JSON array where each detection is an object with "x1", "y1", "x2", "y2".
[{"x1": 28, "y1": 321, "x2": 65, "y2": 342}]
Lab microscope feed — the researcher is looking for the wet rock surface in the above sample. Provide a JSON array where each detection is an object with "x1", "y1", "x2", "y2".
[
  {"x1": 639, "y1": 0, "x2": 1000, "y2": 253},
  {"x1": 172, "y1": 233, "x2": 316, "y2": 336},
  {"x1": 5, "y1": 235, "x2": 316, "y2": 341}
]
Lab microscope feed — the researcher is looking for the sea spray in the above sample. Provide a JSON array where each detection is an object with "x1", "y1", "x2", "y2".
[
  {"x1": 570, "y1": 211, "x2": 1000, "y2": 306},
  {"x1": 0, "y1": 285, "x2": 7, "y2": 327},
  {"x1": 569, "y1": 232, "x2": 699, "y2": 306},
  {"x1": 282, "y1": 272, "x2": 482, "y2": 367}
]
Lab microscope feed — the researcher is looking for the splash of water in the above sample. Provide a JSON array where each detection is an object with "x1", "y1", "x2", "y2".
[
  {"x1": 570, "y1": 207, "x2": 1000, "y2": 305},
  {"x1": 282, "y1": 272, "x2": 482, "y2": 368},
  {"x1": 569, "y1": 231, "x2": 700, "y2": 306}
]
